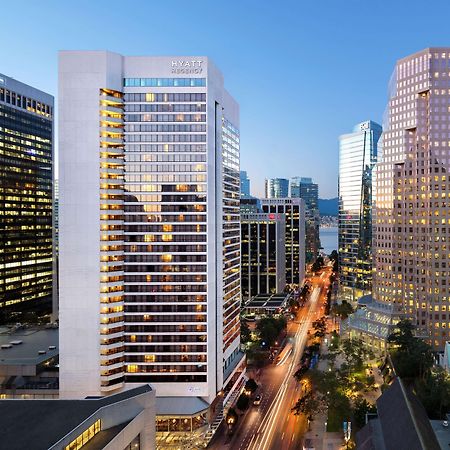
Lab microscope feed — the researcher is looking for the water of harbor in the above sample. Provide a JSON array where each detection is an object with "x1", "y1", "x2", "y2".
[{"x1": 320, "y1": 226, "x2": 338, "y2": 255}]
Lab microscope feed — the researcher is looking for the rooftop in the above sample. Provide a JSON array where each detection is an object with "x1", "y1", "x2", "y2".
[
  {"x1": 243, "y1": 293, "x2": 290, "y2": 311},
  {"x1": 0, "y1": 326, "x2": 58, "y2": 366},
  {"x1": 156, "y1": 396, "x2": 209, "y2": 416},
  {"x1": 0, "y1": 384, "x2": 152, "y2": 450},
  {"x1": 356, "y1": 378, "x2": 441, "y2": 450}
]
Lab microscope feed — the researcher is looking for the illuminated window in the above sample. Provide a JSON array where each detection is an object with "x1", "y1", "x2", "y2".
[{"x1": 65, "y1": 420, "x2": 101, "y2": 450}]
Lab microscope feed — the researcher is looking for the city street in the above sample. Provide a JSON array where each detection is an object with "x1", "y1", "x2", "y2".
[{"x1": 210, "y1": 265, "x2": 333, "y2": 450}]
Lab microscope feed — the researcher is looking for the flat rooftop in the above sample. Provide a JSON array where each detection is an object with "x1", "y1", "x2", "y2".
[
  {"x1": 243, "y1": 293, "x2": 290, "y2": 310},
  {"x1": 0, "y1": 326, "x2": 58, "y2": 366}
]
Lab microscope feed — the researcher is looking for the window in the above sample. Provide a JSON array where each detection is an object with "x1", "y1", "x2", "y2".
[
  {"x1": 124, "y1": 78, "x2": 206, "y2": 88},
  {"x1": 65, "y1": 420, "x2": 101, "y2": 450}
]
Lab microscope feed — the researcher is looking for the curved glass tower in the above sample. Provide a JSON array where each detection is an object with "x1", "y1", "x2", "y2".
[{"x1": 338, "y1": 120, "x2": 382, "y2": 301}]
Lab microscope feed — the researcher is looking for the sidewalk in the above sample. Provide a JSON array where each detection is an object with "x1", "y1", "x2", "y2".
[{"x1": 301, "y1": 337, "x2": 345, "y2": 450}]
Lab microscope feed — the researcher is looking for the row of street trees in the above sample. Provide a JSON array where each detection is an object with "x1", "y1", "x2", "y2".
[{"x1": 291, "y1": 329, "x2": 377, "y2": 431}]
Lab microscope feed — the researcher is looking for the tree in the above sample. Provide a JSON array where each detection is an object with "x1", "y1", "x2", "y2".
[
  {"x1": 352, "y1": 396, "x2": 376, "y2": 429},
  {"x1": 329, "y1": 250, "x2": 339, "y2": 272},
  {"x1": 291, "y1": 391, "x2": 321, "y2": 420},
  {"x1": 293, "y1": 365, "x2": 309, "y2": 381},
  {"x1": 226, "y1": 408, "x2": 238, "y2": 431},
  {"x1": 311, "y1": 256, "x2": 324, "y2": 273},
  {"x1": 256, "y1": 316, "x2": 287, "y2": 346},
  {"x1": 332, "y1": 300, "x2": 354, "y2": 320},
  {"x1": 312, "y1": 316, "x2": 327, "y2": 339},
  {"x1": 236, "y1": 393, "x2": 250, "y2": 410},
  {"x1": 245, "y1": 378, "x2": 258, "y2": 393},
  {"x1": 416, "y1": 368, "x2": 450, "y2": 419},
  {"x1": 241, "y1": 319, "x2": 251, "y2": 343},
  {"x1": 387, "y1": 320, "x2": 433, "y2": 380},
  {"x1": 340, "y1": 338, "x2": 373, "y2": 373}
]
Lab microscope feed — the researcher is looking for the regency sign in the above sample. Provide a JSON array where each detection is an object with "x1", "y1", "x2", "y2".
[{"x1": 171, "y1": 60, "x2": 204, "y2": 74}]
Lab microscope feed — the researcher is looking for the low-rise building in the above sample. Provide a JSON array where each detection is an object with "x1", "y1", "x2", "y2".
[
  {"x1": 0, "y1": 384, "x2": 155, "y2": 450},
  {"x1": 242, "y1": 293, "x2": 290, "y2": 318},
  {"x1": 0, "y1": 325, "x2": 59, "y2": 398},
  {"x1": 341, "y1": 295, "x2": 403, "y2": 352}
]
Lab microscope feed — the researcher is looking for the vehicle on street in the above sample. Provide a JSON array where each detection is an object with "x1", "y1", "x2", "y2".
[{"x1": 253, "y1": 394, "x2": 262, "y2": 406}]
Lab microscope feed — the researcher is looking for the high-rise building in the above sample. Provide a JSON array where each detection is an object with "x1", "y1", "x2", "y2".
[
  {"x1": 0, "y1": 74, "x2": 54, "y2": 317},
  {"x1": 339, "y1": 121, "x2": 381, "y2": 301},
  {"x1": 240, "y1": 196, "x2": 259, "y2": 213},
  {"x1": 240, "y1": 170, "x2": 250, "y2": 197},
  {"x1": 373, "y1": 48, "x2": 450, "y2": 350},
  {"x1": 241, "y1": 213, "x2": 286, "y2": 301},
  {"x1": 265, "y1": 178, "x2": 289, "y2": 198},
  {"x1": 290, "y1": 177, "x2": 320, "y2": 262},
  {"x1": 261, "y1": 198, "x2": 305, "y2": 286},
  {"x1": 59, "y1": 52, "x2": 246, "y2": 438}
]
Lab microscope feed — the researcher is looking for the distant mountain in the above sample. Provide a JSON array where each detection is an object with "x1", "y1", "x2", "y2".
[{"x1": 318, "y1": 197, "x2": 338, "y2": 217}]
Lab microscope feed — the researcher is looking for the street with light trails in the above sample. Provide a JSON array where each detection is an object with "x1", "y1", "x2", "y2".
[{"x1": 209, "y1": 265, "x2": 333, "y2": 450}]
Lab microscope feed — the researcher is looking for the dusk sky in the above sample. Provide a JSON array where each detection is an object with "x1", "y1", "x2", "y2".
[{"x1": 3, "y1": 0, "x2": 450, "y2": 198}]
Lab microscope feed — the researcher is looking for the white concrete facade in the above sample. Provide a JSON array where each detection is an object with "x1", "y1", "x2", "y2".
[{"x1": 59, "y1": 52, "x2": 242, "y2": 405}]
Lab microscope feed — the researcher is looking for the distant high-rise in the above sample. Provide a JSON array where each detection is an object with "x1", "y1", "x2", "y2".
[
  {"x1": 0, "y1": 74, "x2": 54, "y2": 317},
  {"x1": 290, "y1": 177, "x2": 320, "y2": 262},
  {"x1": 59, "y1": 52, "x2": 246, "y2": 438},
  {"x1": 241, "y1": 213, "x2": 286, "y2": 301},
  {"x1": 265, "y1": 178, "x2": 289, "y2": 198},
  {"x1": 339, "y1": 120, "x2": 381, "y2": 301},
  {"x1": 240, "y1": 170, "x2": 250, "y2": 197},
  {"x1": 261, "y1": 198, "x2": 305, "y2": 286},
  {"x1": 373, "y1": 48, "x2": 450, "y2": 350}
]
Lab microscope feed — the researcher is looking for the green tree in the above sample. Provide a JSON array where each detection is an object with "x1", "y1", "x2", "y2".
[
  {"x1": 387, "y1": 320, "x2": 433, "y2": 380},
  {"x1": 416, "y1": 368, "x2": 450, "y2": 419},
  {"x1": 352, "y1": 396, "x2": 376, "y2": 429},
  {"x1": 256, "y1": 316, "x2": 287, "y2": 346},
  {"x1": 240, "y1": 319, "x2": 251, "y2": 343},
  {"x1": 340, "y1": 338, "x2": 373, "y2": 373},
  {"x1": 331, "y1": 300, "x2": 354, "y2": 320},
  {"x1": 291, "y1": 391, "x2": 321, "y2": 420},
  {"x1": 312, "y1": 316, "x2": 327, "y2": 338}
]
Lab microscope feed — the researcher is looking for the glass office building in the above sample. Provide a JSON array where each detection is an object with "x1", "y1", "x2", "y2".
[
  {"x1": 265, "y1": 178, "x2": 289, "y2": 198},
  {"x1": 240, "y1": 170, "x2": 250, "y2": 197},
  {"x1": 261, "y1": 198, "x2": 305, "y2": 286},
  {"x1": 0, "y1": 74, "x2": 54, "y2": 316},
  {"x1": 290, "y1": 177, "x2": 320, "y2": 262},
  {"x1": 338, "y1": 120, "x2": 381, "y2": 301},
  {"x1": 240, "y1": 213, "x2": 286, "y2": 301}
]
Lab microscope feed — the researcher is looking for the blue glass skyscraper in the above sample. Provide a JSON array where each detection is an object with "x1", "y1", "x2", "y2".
[{"x1": 338, "y1": 120, "x2": 382, "y2": 301}]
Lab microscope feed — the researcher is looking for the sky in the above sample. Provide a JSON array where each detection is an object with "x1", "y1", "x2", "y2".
[{"x1": 2, "y1": 0, "x2": 450, "y2": 198}]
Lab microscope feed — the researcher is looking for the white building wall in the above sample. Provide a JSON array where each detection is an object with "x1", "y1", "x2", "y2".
[
  {"x1": 59, "y1": 51, "x2": 124, "y2": 398},
  {"x1": 59, "y1": 52, "x2": 241, "y2": 405}
]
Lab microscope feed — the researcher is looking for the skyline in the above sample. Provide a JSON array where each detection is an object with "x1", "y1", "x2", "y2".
[{"x1": 2, "y1": 0, "x2": 450, "y2": 197}]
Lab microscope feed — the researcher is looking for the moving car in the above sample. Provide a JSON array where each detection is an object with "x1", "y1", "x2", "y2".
[{"x1": 253, "y1": 394, "x2": 262, "y2": 406}]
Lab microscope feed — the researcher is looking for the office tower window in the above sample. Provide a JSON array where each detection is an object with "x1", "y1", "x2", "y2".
[{"x1": 0, "y1": 75, "x2": 54, "y2": 317}]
